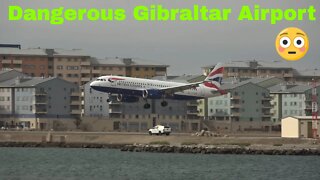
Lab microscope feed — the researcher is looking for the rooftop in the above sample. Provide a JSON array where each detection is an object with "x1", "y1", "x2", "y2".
[
  {"x1": 203, "y1": 60, "x2": 293, "y2": 69},
  {"x1": 268, "y1": 84, "x2": 313, "y2": 93},
  {"x1": 92, "y1": 57, "x2": 169, "y2": 67},
  {"x1": 0, "y1": 77, "x2": 57, "y2": 87},
  {"x1": 293, "y1": 69, "x2": 320, "y2": 77},
  {"x1": 221, "y1": 77, "x2": 284, "y2": 90},
  {"x1": 0, "y1": 47, "x2": 89, "y2": 57}
]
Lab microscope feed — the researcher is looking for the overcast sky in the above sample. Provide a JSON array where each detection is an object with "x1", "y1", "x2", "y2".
[{"x1": 1, "y1": 0, "x2": 320, "y2": 75}]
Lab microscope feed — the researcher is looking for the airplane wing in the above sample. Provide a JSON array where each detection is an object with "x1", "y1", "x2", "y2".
[{"x1": 158, "y1": 82, "x2": 204, "y2": 94}]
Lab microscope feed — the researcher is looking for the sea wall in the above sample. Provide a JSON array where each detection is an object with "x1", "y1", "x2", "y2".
[
  {"x1": 0, "y1": 141, "x2": 320, "y2": 155},
  {"x1": 120, "y1": 145, "x2": 320, "y2": 156}
]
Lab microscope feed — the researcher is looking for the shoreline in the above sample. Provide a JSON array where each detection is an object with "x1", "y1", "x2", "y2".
[
  {"x1": 0, "y1": 142, "x2": 320, "y2": 156},
  {"x1": 1, "y1": 131, "x2": 320, "y2": 155}
]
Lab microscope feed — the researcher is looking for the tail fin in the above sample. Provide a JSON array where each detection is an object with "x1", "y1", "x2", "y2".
[{"x1": 203, "y1": 63, "x2": 224, "y2": 89}]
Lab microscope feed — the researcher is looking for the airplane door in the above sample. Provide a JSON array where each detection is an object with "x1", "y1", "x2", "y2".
[{"x1": 198, "y1": 87, "x2": 205, "y2": 97}]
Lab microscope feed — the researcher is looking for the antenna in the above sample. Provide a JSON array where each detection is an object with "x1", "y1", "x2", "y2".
[{"x1": 164, "y1": 72, "x2": 167, "y2": 81}]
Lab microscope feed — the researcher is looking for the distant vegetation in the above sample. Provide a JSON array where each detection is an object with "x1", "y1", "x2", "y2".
[
  {"x1": 149, "y1": 141, "x2": 170, "y2": 145},
  {"x1": 273, "y1": 144, "x2": 283, "y2": 146},
  {"x1": 181, "y1": 142, "x2": 198, "y2": 146},
  {"x1": 204, "y1": 143, "x2": 251, "y2": 147}
]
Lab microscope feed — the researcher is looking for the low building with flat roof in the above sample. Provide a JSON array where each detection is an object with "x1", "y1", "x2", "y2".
[{"x1": 281, "y1": 116, "x2": 320, "y2": 138}]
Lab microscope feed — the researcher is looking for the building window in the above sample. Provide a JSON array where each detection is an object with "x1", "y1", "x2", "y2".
[
  {"x1": 57, "y1": 65, "x2": 63, "y2": 70},
  {"x1": 135, "y1": 67, "x2": 140, "y2": 71}
]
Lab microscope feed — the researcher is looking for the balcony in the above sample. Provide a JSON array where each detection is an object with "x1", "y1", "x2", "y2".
[
  {"x1": 262, "y1": 104, "x2": 272, "y2": 109},
  {"x1": 262, "y1": 96, "x2": 272, "y2": 100},
  {"x1": 187, "y1": 110, "x2": 199, "y2": 115},
  {"x1": 92, "y1": 69, "x2": 100, "y2": 74},
  {"x1": 36, "y1": 109, "x2": 47, "y2": 114},
  {"x1": 71, "y1": 91, "x2": 80, "y2": 97},
  {"x1": 231, "y1": 112, "x2": 240, "y2": 117},
  {"x1": 70, "y1": 100, "x2": 80, "y2": 105},
  {"x1": 34, "y1": 91, "x2": 47, "y2": 96},
  {"x1": 262, "y1": 114, "x2": 272, "y2": 117},
  {"x1": 230, "y1": 95, "x2": 240, "y2": 99},
  {"x1": 81, "y1": 77, "x2": 91, "y2": 82},
  {"x1": 35, "y1": 100, "x2": 47, "y2": 104},
  {"x1": 109, "y1": 109, "x2": 122, "y2": 114},
  {"x1": 13, "y1": 60, "x2": 22, "y2": 64},
  {"x1": 71, "y1": 110, "x2": 81, "y2": 114},
  {"x1": 14, "y1": 68, "x2": 22, "y2": 72},
  {"x1": 81, "y1": 69, "x2": 91, "y2": 74},
  {"x1": 155, "y1": 71, "x2": 166, "y2": 76},
  {"x1": 283, "y1": 73, "x2": 293, "y2": 77},
  {"x1": 304, "y1": 106, "x2": 312, "y2": 110},
  {"x1": 1, "y1": 60, "x2": 11, "y2": 64},
  {"x1": 187, "y1": 101, "x2": 198, "y2": 106},
  {"x1": 227, "y1": 72, "x2": 239, "y2": 77},
  {"x1": 109, "y1": 101, "x2": 121, "y2": 106},
  {"x1": 80, "y1": 61, "x2": 91, "y2": 66},
  {"x1": 230, "y1": 104, "x2": 241, "y2": 108}
]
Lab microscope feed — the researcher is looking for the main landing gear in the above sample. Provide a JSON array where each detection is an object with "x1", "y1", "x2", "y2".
[
  {"x1": 144, "y1": 103, "x2": 151, "y2": 109},
  {"x1": 161, "y1": 101, "x2": 168, "y2": 107},
  {"x1": 144, "y1": 101, "x2": 167, "y2": 109}
]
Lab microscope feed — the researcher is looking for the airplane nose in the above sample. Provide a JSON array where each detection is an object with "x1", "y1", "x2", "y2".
[{"x1": 90, "y1": 81, "x2": 96, "y2": 87}]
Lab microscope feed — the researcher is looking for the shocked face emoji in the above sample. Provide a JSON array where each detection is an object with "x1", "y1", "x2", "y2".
[{"x1": 275, "y1": 27, "x2": 309, "y2": 61}]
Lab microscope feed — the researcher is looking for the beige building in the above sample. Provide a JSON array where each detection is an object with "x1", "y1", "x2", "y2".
[
  {"x1": 52, "y1": 49, "x2": 91, "y2": 86},
  {"x1": 91, "y1": 57, "x2": 168, "y2": 78},
  {"x1": 281, "y1": 116, "x2": 320, "y2": 138},
  {"x1": 203, "y1": 60, "x2": 294, "y2": 81}
]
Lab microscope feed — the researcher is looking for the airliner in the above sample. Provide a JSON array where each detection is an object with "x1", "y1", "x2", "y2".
[{"x1": 90, "y1": 63, "x2": 225, "y2": 109}]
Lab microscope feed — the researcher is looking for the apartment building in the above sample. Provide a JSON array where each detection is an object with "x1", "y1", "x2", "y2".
[
  {"x1": 203, "y1": 60, "x2": 294, "y2": 81},
  {"x1": 52, "y1": 49, "x2": 91, "y2": 85},
  {"x1": 269, "y1": 84, "x2": 320, "y2": 123},
  {"x1": 83, "y1": 80, "x2": 109, "y2": 118},
  {"x1": 203, "y1": 60, "x2": 320, "y2": 84},
  {"x1": 92, "y1": 57, "x2": 168, "y2": 78},
  {"x1": 0, "y1": 48, "x2": 53, "y2": 77},
  {"x1": 0, "y1": 76, "x2": 79, "y2": 130},
  {"x1": 0, "y1": 47, "x2": 92, "y2": 85},
  {"x1": 197, "y1": 77, "x2": 284, "y2": 132},
  {"x1": 0, "y1": 46, "x2": 169, "y2": 84},
  {"x1": 292, "y1": 69, "x2": 320, "y2": 84}
]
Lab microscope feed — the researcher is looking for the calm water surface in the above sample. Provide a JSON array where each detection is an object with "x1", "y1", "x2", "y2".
[{"x1": 0, "y1": 147, "x2": 319, "y2": 180}]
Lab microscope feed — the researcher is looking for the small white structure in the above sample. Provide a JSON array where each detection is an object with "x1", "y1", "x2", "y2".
[{"x1": 281, "y1": 116, "x2": 320, "y2": 138}]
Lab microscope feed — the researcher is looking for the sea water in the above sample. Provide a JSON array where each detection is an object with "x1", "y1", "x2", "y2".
[{"x1": 0, "y1": 147, "x2": 319, "y2": 180}]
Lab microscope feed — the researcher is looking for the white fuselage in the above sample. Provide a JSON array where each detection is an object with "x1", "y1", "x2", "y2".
[{"x1": 90, "y1": 76, "x2": 217, "y2": 99}]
